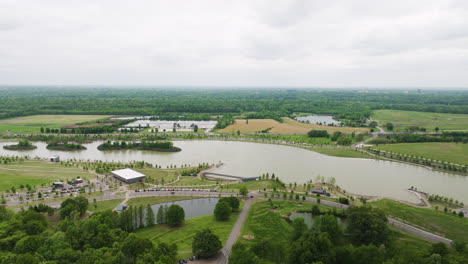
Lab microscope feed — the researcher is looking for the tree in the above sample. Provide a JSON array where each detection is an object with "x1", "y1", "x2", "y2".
[
  {"x1": 311, "y1": 205, "x2": 321, "y2": 215},
  {"x1": 291, "y1": 217, "x2": 308, "y2": 241},
  {"x1": 385, "y1": 122, "x2": 394, "y2": 131},
  {"x1": 229, "y1": 243, "x2": 259, "y2": 264},
  {"x1": 239, "y1": 186, "x2": 248, "y2": 196},
  {"x1": 347, "y1": 206, "x2": 390, "y2": 246},
  {"x1": 146, "y1": 205, "x2": 155, "y2": 227},
  {"x1": 214, "y1": 201, "x2": 232, "y2": 221},
  {"x1": 167, "y1": 204, "x2": 185, "y2": 227},
  {"x1": 192, "y1": 228, "x2": 222, "y2": 258},
  {"x1": 219, "y1": 197, "x2": 240, "y2": 211},
  {"x1": 451, "y1": 240, "x2": 466, "y2": 254},
  {"x1": 337, "y1": 136, "x2": 352, "y2": 146},
  {"x1": 318, "y1": 214, "x2": 342, "y2": 243},
  {"x1": 431, "y1": 242, "x2": 448, "y2": 257},
  {"x1": 289, "y1": 229, "x2": 335, "y2": 264},
  {"x1": 435, "y1": 127, "x2": 440, "y2": 132},
  {"x1": 156, "y1": 205, "x2": 164, "y2": 224}
]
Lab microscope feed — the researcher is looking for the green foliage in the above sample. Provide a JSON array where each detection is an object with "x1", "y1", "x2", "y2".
[
  {"x1": 229, "y1": 243, "x2": 260, "y2": 264},
  {"x1": 59, "y1": 196, "x2": 89, "y2": 219},
  {"x1": 214, "y1": 201, "x2": 232, "y2": 221},
  {"x1": 192, "y1": 228, "x2": 222, "y2": 258},
  {"x1": 347, "y1": 206, "x2": 390, "y2": 246},
  {"x1": 98, "y1": 141, "x2": 180, "y2": 152},
  {"x1": 219, "y1": 197, "x2": 240, "y2": 212},
  {"x1": 308, "y1": 130, "x2": 329, "y2": 138},
  {"x1": 166, "y1": 204, "x2": 185, "y2": 227},
  {"x1": 289, "y1": 229, "x2": 335, "y2": 264},
  {"x1": 146, "y1": 204, "x2": 155, "y2": 227}
]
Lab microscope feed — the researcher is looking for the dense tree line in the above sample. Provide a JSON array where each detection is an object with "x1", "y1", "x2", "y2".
[
  {"x1": 97, "y1": 141, "x2": 181, "y2": 152},
  {"x1": 2, "y1": 88, "x2": 468, "y2": 125},
  {"x1": 372, "y1": 132, "x2": 468, "y2": 144},
  {"x1": 0, "y1": 206, "x2": 178, "y2": 264},
  {"x1": 229, "y1": 205, "x2": 467, "y2": 264}
]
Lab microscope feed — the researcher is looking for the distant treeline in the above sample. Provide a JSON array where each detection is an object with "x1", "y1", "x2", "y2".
[
  {"x1": 97, "y1": 141, "x2": 181, "y2": 152},
  {"x1": 371, "y1": 132, "x2": 468, "y2": 144},
  {"x1": 40, "y1": 119, "x2": 136, "y2": 134},
  {"x1": 2, "y1": 88, "x2": 468, "y2": 126}
]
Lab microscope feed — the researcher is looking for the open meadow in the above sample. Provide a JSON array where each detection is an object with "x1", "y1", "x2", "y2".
[
  {"x1": 373, "y1": 142, "x2": 468, "y2": 165},
  {"x1": 372, "y1": 109, "x2": 468, "y2": 131},
  {"x1": 218, "y1": 117, "x2": 369, "y2": 134},
  {"x1": 0, "y1": 114, "x2": 112, "y2": 133},
  {"x1": 0, "y1": 160, "x2": 95, "y2": 191}
]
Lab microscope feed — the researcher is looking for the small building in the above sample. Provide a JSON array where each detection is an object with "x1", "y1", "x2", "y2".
[
  {"x1": 310, "y1": 189, "x2": 330, "y2": 197},
  {"x1": 111, "y1": 168, "x2": 146, "y2": 184},
  {"x1": 50, "y1": 156, "x2": 60, "y2": 162},
  {"x1": 52, "y1": 181, "x2": 64, "y2": 188}
]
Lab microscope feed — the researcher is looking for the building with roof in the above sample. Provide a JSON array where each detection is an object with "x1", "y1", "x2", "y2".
[{"x1": 111, "y1": 168, "x2": 146, "y2": 184}]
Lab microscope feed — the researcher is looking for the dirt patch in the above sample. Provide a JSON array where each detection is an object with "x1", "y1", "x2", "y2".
[
  {"x1": 280, "y1": 214, "x2": 289, "y2": 218},
  {"x1": 269, "y1": 208, "x2": 278, "y2": 212},
  {"x1": 242, "y1": 235, "x2": 255, "y2": 240},
  {"x1": 0, "y1": 118, "x2": 26, "y2": 123}
]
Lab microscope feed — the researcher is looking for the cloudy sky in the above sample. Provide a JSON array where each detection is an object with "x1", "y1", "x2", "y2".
[{"x1": 1, "y1": 0, "x2": 468, "y2": 87}]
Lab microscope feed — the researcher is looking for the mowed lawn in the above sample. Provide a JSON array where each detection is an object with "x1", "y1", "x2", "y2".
[
  {"x1": 374, "y1": 142, "x2": 468, "y2": 165},
  {"x1": 0, "y1": 160, "x2": 95, "y2": 190},
  {"x1": 218, "y1": 117, "x2": 369, "y2": 134},
  {"x1": 372, "y1": 109, "x2": 468, "y2": 131},
  {"x1": 370, "y1": 199, "x2": 468, "y2": 242},
  {"x1": 0, "y1": 114, "x2": 111, "y2": 133},
  {"x1": 135, "y1": 206, "x2": 242, "y2": 252}
]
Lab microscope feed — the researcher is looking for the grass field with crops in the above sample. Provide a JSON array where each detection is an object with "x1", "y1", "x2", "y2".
[
  {"x1": 0, "y1": 114, "x2": 111, "y2": 134},
  {"x1": 374, "y1": 142, "x2": 468, "y2": 165},
  {"x1": 135, "y1": 203, "x2": 242, "y2": 252},
  {"x1": 218, "y1": 117, "x2": 369, "y2": 134},
  {"x1": 0, "y1": 160, "x2": 95, "y2": 191},
  {"x1": 372, "y1": 110, "x2": 468, "y2": 131},
  {"x1": 370, "y1": 199, "x2": 468, "y2": 241}
]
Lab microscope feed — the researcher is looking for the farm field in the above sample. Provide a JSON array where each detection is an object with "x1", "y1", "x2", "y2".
[
  {"x1": 218, "y1": 117, "x2": 369, "y2": 134},
  {"x1": 372, "y1": 109, "x2": 468, "y2": 131},
  {"x1": 0, "y1": 160, "x2": 95, "y2": 191},
  {"x1": 370, "y1": 199, "x2": 468, "y2": 242},
  {"x1": 0, "y1": 114, "x2": 112, "y2": 134},
  {"x1": 135, "y1": 204, "x2": 242, "y2": 252},
  {"x1": 374, "y1": 142, "x2": 468, "y2": 165}
]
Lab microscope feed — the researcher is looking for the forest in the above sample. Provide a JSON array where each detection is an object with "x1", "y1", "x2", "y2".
[{"x1": 1, "y1": 87, "x2": 468, "y2": 126}]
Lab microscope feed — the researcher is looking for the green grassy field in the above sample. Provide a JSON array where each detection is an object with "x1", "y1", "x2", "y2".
[
  {"x1": 374, "y1": 142, "x2": 468, "y2": 165},
  {"x1": 372, "y1": 109, "x2": 468, "y2": 131},
  {"x1": 0, "y1": 160, "x2": 95, "y2": 191},
  {"x1": 221, "y1": 180, "x2": 286, "y2": 193},
  {"x1": 0, "y1": 114, "x2": 111, "y2": 134},
  {"x1": 91, "y1": 199, "x2": 125, "y2": 212},
  {"x1": 135, "y1": 204, "x2": 242, "y2": 252},
  {"x1": 135, "y1": 167, "x2": 184, "y2": 184},
  {"x1": 370, "y1": 199, "x2": 468, "y2": 241}
]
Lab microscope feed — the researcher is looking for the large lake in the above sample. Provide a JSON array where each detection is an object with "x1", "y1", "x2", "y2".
[
  {"x1": 1, "y1": 140, "x2": 467, "y2": 203},
  {"x1": 151, "y1": 198, "x2": 219, "y2": 219},
  {"x1": 295, "y1": 115, "x2": 341, "y2": 126}
]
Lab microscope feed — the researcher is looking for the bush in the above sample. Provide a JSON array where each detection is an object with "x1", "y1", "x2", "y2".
[
  {"x1": 307, "y1": 130, "x2": 329, "y2": 138},
  {"x1": 219, "y1": 197, "x2": 240, "y2": 212}
]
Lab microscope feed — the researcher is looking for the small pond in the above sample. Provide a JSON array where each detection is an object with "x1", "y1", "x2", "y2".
[
  {"x1": 289, "y1": 212, "x2": 348, "y2": 229},
  {"x1": 295, "y1": 115, "x2": 341, "y2": 126},
  {"x1": 151, "y1": 198, "x2": 219, "y2": 219}
]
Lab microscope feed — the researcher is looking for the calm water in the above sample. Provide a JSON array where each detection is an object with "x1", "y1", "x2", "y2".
[
  {"x1": 151, "y1": 198, "x2": 219, "y2": 219},
  {"x1": 1, "y1": 140, "x2": 467, "y2": 203},
  {"x1": 296, "y1": 115, "x2": 341, "y2": 125},
  {"x1": 289, "y1": 212, "x2": 348, "y2": 229}
]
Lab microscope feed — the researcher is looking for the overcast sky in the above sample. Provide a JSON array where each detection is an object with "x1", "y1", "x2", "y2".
[{"x1": 1, "y1": 0, "x2": 468, "y2": 88}]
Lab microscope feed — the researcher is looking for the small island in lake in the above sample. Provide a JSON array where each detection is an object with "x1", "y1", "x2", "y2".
[
  {"x1": 97, "y1": 141, "x2": 181, "y2": 152},
  {"x1": 46, "y1": 142, "x2": 87, "y2": 151},
  {"x1": 3, "y1": 140, "x2": 37, "y2": 150}
]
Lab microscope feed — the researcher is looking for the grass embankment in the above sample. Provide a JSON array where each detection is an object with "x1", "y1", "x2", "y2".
[
  {"x1": 372, "y1": 109, "x2": 468, "y2": 131},
  {"x1": 306, "y1": 146, "x2": 375, "y2": 159},
  {"x1": 0, "y1": 115, "x2": 111, "y2": 134},
  {"x1": 219, "y1": 118, "x2": 369, "y2": 134},
  {"x1": 0, "y1": 160, "x2": 95, "y2": 191},
  {"x1": 222, "y1": 180, "x2": 286, "y2": 193},
  {"x1": 134, "y1": 167, "x2": 184, "y2": 184},
  {"x1": 373, "y1": 142, "x2": 468, "y2": 165},
  {"x1": 135, "y1": 202, "x2": 243, "y2": 252},
  {"x1": 370, "y1": 199, "x2": 468, "y2": 241}
]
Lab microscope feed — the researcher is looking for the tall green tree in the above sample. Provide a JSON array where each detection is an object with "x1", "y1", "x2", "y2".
[
  {"x1": 156, "y1": 205, "x2": 164, "y2": 224},
  {"x1": 167, "y1": 205, "x2": 185, "y2": 227},
  {"x1": 192, "y1": 228, "x2": 222, "y2": 258},
  {"x1": 145, "y1": 205, "x2": 155, "y2": 227},
  {"x1": 214, "y1": 201, "x2": 231, "y2": 221},
  {"x1": 347, "y1": 206, "x2": 390, "y2": 246}
]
